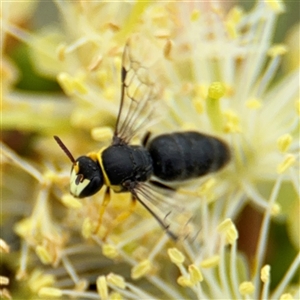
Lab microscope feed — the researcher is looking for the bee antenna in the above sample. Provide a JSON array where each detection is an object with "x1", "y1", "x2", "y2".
[{"x1": 53, "y1": 135, "x2": 76, "y2": 164}]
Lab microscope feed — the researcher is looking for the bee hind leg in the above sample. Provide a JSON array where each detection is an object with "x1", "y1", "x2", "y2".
[{"x1": 142, "y1": 131, "x2": 151, "y2": 146}]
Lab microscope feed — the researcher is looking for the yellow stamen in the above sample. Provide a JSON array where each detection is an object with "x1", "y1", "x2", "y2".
[
  {"x1": 261, "y1": 265, "x2": 271, "y2": 283},
  {"x1": 277, "y1": 154, "x2": 296, "y2": 174},
  {"x1": 277, "y1": 134, "x2": 293, "y2": 153},
  {"x1": 57, "y1": 72, "x2": 88, "y2": 95},
  {"x1": 97, "y1": 276, "x2": 108, "y2": 300},
  {"x1": 246, "y1": 98, "x2": 262, "y2": 109},
  {"x1": 190, "y1": 9, "x2": 200, "y2": 22},
  {"x1": 239, "y1": 281, "x2": 255, "y2": 295},
  {"x1": 265, "y1": 0, "x2": 285, "y2": 13},
  {"x1": 279, "y1": 293, "x2": 294, "y2": 300},
  {"x1": 227, "y1": 6, "x2": 244, "y2": 24},
  {"x1": 225, "y1": 20, "x2": 238, "y2": 39},
  {"x1": 81, "y1": 217, "x2": 95, "y2": 239},
  {"x1": 268, "y1": 44, "x2": 288, "y2": 58},
  {"x1": 110, "y1": 293, "x2": 123, "y2": 300},
  {"x1": 200, "y1": 255, "x2": 220, "y2": 268},
  {"x1": 35, "y1": 246, "x2": 52, "y2": 265},
  {"x1": 163, "y1": 39, "x2": 173, "y2": 60},
  {"x1": 107, "y1": 273, "x2": 126, "y2": 289},
  {"x1": 56, "y1": 43, "x2": 66, "y2": 61},
  {"x1": 271, "y1": 203, "x2": 281, "y2": 216},
  {"x1": 0, "y1": 276, "x2": 9, "y2": 285},
  {"x1": 102, "y1": 244, "x2": 119, "y2": 259},
  {"x1": 192, "y1": 97, "x2": 204, "y2": 114},
  {"x1": 28, "y1": 270, "x2": 55, "y2": 293},
  {"x1": 91, "y1": 126, "x2": 113, "y2": 142},
  {"x1": 296, "y1": 100, "x2": 300, "y2": 116},
  {"x1": 188, "y1": 264, "x2": 203, "y2": 284},
  {"x1": 217, "y1": 218, "x2": 238, "y2": 244},
  {"x1": 0, "y1": 239, "x2": 10, "y2": 253},
  {"x1": 223, "y1": 109, "x2": 241, "y2": 133},
  {"x1": 131, "y1": 260, "x2": 152, "y2": 280},
  {"x1": 177, "y1": 276, "x2": 193, "y2": 287},
  {"x1": 206, "y1": 82, "x2": 226, "y2": 132},
  {"x1": 61, "y1": 194, "x2": 82, "y2": 209},
  {"x1": 38, "y1": 287, "x2": 62, "y2": 298},
  {"x1": 168, "y1": 248, "x2": 185, "y2": 265}
]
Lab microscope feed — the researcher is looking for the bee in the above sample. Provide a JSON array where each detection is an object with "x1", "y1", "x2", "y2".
[{"x1": 54, "y1": 35, "x2": 230, "y2": 241}]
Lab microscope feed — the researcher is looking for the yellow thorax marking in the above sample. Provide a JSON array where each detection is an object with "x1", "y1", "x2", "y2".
[{"x1": 87, "y1": 148, "x2": 124, "y2": 193}]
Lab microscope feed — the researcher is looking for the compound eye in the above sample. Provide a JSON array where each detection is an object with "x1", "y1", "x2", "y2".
[{"x1": 70, "y1": 156, "x2": 104, "y2": 198}]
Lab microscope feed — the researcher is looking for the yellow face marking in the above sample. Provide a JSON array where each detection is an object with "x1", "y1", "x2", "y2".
[{"x1": 70, "y1": 168, "x2": 90, "y2": 197}]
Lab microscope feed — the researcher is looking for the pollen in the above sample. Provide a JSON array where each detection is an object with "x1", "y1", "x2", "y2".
[
  {"x1": 131, "y1": 259, "x2": 152, "y2": 280},
  {"x1": 277, "y1": 133, "x2": 293, "y2": 153},
  {"x1": 61, "y1": 194, "x2": 83, "y2": 209},
  {"x1": 188, "y1": 264, "x2": 203, "y2": 284},
  {"x1": 277, "y1": 154, "x2": 296, "y2": 174},
  {"x1": 268, "y1": 44, "x2": 288, "y2": 58},
  {"x1": 200, "y1": 255, "x2": 220, "y2": 268},
  {"x1": 168, "y1": 248, "x2": 185, "y2": 265},
  {"x1": 102, "y1": 243, "x2": 119, "y2": 259},
  {"x1": 261, "y1": 265, "x2": 271, "y2": 283},
  {"x1": 38, "y1": 287, "x2": 62, "y2": 298},
  {"x1": 239, "y1": 281, "x2": 255, "y2": 295},
  {"x1": 97, "y1": 276, "x2": 108, "y2": 300},
  {"x1": 107, "y1": 273, "x2": 126, "y2": 289}
]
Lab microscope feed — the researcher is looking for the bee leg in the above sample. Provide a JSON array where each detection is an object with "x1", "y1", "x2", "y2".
[
  {"x1": 94, "y1": 188, "x2": 111, "y2": 236},
  {"x1": 102, "y1": 197, "x2": 137, "y2": 241},
  {"x1": 142, "y1": 131, "x2": 151, "y2": 146}
]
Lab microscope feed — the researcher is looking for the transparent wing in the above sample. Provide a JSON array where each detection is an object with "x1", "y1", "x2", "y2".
[
  {"x1": 113, "y1": 35, "x2": 161, "y2": 145},
  {"x1": 130, "y1": 182, "x2": 199, "y2": 241}
]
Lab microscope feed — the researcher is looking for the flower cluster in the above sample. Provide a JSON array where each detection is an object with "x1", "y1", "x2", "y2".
[{"x1": 1, "y1": 1, "x2": 299, "y2": 299}]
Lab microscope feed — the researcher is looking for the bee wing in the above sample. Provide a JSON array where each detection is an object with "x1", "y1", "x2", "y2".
[
  {"x1": 130, "y1": 182, "x2": 198, "y2": 241},
  {"x1": 113, "y1": 35, "x2": 162, "y2": 145}
]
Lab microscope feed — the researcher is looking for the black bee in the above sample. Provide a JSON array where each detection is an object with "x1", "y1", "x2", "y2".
[{"x1": 54, "y1": 35, "x2": 230, "y2": 240}]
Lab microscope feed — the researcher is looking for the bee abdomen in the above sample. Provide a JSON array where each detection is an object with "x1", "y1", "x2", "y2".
[{"x1": 147, "y1": 131, "x2": 230, "y2": 181}]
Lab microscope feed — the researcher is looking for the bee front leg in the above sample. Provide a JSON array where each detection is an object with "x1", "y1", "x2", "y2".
[{"x1": 102, "y1": 197, "x2": 137, "y2": 241}]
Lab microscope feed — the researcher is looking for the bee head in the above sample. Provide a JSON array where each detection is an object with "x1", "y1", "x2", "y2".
[
  {"x1": 70, "y1": 156, "x2": 103, "y2": 198},
  {"x1": 54, "y1": 136, "x2": 103, "y2": 198}
]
